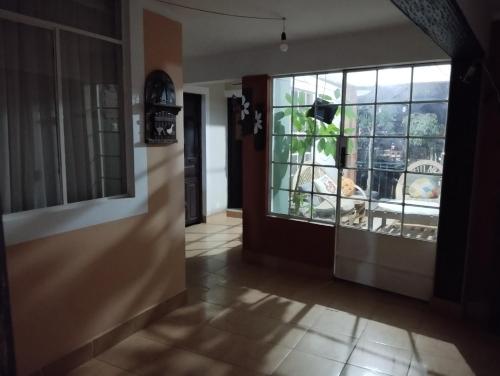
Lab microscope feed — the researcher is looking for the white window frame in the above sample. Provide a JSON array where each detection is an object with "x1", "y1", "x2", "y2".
[
  {"x1": 1, "y1": 0, "x2": 150, "y2": 245},
  {"x1": 268, "y1": 62, "x2": 451, "y2": 242}
]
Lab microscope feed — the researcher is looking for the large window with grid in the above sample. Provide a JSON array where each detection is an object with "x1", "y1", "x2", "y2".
[{"x1": 269, "y1": 64, "x2": 451, "y2": 241}]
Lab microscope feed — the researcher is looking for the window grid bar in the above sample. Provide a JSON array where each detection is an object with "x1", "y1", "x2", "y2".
[
  {"x1": 270, "y1": 210, "x2": 335, "y2": 226},
  {"x1": 54, "y1": 28, "x2": 68, "y2": 205},
  {"x1": 270, "y1": 63, "x2": 449, "y2": 241},
  {"x1": 272, "y1": 133, "x2": 446, "y2": 140},
  {"x1": 401, "y1": 67, "x2": 414, "y2": 231},
  {"x1": 334, "y1": 70, "x2": 348, "y2": 227},
  {"x1": 309, "y1": 74, "x2": 319, "y2": 220},
  {"x1": 364, "y1": 70, "x2": 378, "y2": 227},
  {"x1": 271, "y1": 61, "x2": 449, "y2": 80},
  {"x1": 0, "y1": 9, "x2": 123, "y2": 45},
  {"x1": 274, "y1": 99, "x2": 448, "y2": 109},
  {"x1": 288, "y1": 77, "x2": 295, "y2": 195}
]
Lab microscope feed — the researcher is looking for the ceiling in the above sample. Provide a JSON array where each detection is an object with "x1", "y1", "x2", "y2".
[
  {"x1": 486, "y1": 0, "x2": 500, "y2": 19},
  {"x1": 154, "y1": 0, "x2": 412, "y2": 58}
]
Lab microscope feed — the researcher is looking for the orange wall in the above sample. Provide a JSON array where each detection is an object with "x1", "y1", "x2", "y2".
[{"x1": 5, "y1": 10, "x2": 185, "y2": 375}]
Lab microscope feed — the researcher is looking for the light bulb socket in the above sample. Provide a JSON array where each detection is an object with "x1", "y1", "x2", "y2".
[{"x1": 281, "y1": 31, "x2": 287, "y2": 41}]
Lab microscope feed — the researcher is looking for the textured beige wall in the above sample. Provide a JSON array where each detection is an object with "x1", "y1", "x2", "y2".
[{"x1": 6, "y1": 10, "x2": 185, "y2": 375}]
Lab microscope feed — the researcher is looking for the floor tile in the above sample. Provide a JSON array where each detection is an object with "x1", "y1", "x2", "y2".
[
  {"x1": 185, "y1": 223, "x2": 229, "y2": 234},
  {"x1": 296, "y1": 330, "x2": 357, "y2": 363},
  {"x1": 257, "y1": 296, "x2": 325, "y2": 327},
  {"x1": 176, "y1": 324, "x2": 235, "y2": 359},
  {"x1": 340, "y1": 364, "x2": 391, "y2": 376},
  {"x1": 186, "y1": 271, "x2": 227, "y2": 289},
  {"x1": 66, "y1": 359, "x2": 134, "y2": 376},
  {"x1": 361, "y1": 320, "x2": 415, "y2": 350},
  {"x1": 411, "y1": 332, "x2": 464, "y2": 360},
  {"x1": 96, "y1": 334, "x2": 171, "y2": 372},
  {"x1": 209, "y1": 306, "x2": 283, "y2": 341},
  {"x1": 273, "y1": 350, "x2": 344, "y2": 376},
  {"x1": 199, "y1": 284, "x2": 244, "y2": 306},
  {"x1": 347, "y1": 338, "x2": 412, "y2": 376},
  {"x1": 136, "y1": 302, "x2": 224, "y2": 345},
  {"x1": 313, "y1": 308, "x2": 369, "y2": 339},
  {"x1": 220, "y1": 334, "x2": 292, "y2": 375},
  {"x1": 86, "y1": 214, "x2": 499, "y2": 376},
  {"x1": 134, "y1": 346, "x2": 257, "y2": 376},
  {"x1": 407, "y1": 352, "x2": 475, "y2": 376},
  {"x1": 370, "y1": 302, "x2": 424, "y2": 330}
]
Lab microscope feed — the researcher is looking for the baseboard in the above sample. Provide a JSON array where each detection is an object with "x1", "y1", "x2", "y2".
[
  {"x1": 226, "y1": 209, "x2": 242, "y2": 218},
  {"x1": 243, "y1": 249, "x2": 332, "y2": 279},
  {"x1": 429, "y1": 296, "x2": 463, "y2": 318},
  {"x1": 40, "y1": 290, "x2": 187, "y2": 376}
]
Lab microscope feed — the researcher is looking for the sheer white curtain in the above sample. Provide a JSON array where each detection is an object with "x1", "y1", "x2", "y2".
[
  {"x1": 0, "y1": 19, "x2": 61, "y2": 214},
  {"x1": 60, "y1": 31, "x2": 125, "y2": 203},
  {"x1": 0, "y1": 2, "x2": 125, "y2": 214}
]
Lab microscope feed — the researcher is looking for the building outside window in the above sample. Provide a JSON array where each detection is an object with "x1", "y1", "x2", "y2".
[{"x1": 270, "y1": 64, "x2": 451, "y2": 241}]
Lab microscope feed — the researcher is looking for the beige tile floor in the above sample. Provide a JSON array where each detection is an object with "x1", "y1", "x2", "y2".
[{"x1": 70, "y1": 214, "x2": 500, "y2": 376}]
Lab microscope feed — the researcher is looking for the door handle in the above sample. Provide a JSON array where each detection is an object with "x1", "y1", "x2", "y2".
[
  {"x1": 339, "y1": 136, "x2": 348, "y2": 169},
  {"x1": 340, "y1": 145, "x2": 347, "y2": 168}
]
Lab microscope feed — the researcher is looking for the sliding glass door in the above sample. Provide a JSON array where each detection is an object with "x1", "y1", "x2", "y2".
[{"x1": 334, "y1": 64, "x2": 450, "y2": 300}]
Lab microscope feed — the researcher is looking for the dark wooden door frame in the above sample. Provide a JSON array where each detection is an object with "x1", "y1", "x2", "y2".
[
  {"x1": 183, "y1": 93, "x2": 203, "y2": 226},
  {"x1": 390, "y1": 0, "x2": 484, "y2": 303},
  {"x1": 227, "y1": 97, "x2": 243, "y2": 209},
  {"x1": 1, "y1": 210, "x2": 16, "y2": 375}
]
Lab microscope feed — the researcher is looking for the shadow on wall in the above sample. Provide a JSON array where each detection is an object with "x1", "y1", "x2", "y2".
[{"x1": 7, "y1": 150, "x2": 186, "y2": 375}]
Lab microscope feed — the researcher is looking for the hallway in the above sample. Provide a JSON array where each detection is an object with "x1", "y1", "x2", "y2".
[{"x1": 68, "y1": 214, "x2": 499, "y2": 376}]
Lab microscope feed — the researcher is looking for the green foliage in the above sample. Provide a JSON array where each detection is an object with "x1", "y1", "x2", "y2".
[
  {"x1": 376, "y1": 105, "x2": 408, "y2": 135},
  {"x1": 272, "y1": 111, "x2": 290, "y2": 193},
  {"x1": 409, "y1": 113, "x2": 444, "y2": 161},
  {"x1": 409, "y1": 113, "x2": 442, "y2": 139},
  {"x1": 290, "y1": 192, "x2": 308, "y2": 216},
  {"x1": 279, "y1": 89, "x2": 345, "y2": 214}
]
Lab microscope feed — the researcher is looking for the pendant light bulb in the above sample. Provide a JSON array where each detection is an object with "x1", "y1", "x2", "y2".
[{"x1": 280, "y1": 17, "x2": 288, "y2": 52}]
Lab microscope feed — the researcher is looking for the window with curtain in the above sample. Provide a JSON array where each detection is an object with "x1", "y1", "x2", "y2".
[{"x1": 0, "y1": 1, "x2": 126, "y2": 214}]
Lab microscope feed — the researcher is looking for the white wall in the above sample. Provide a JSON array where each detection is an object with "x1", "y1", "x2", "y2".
[
  {"x1": 205, "y1": 83, "x2": 229, "y2": 215},
  {"x1": 185, "y1": 82, "x2": 229, "y2": 216},
  {"x1": 184, "y1": 23, "x2": 448, "y2": 83}
]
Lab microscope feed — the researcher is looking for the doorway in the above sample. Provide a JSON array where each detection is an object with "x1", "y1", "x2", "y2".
[
  {"x1": 227, "y1": 97, "x2": 243, "y2": 209},
  {"x1": 332, "y1": 65, "x2": 450, "y2": 300},
  {"x1": 183, "y1": 93, "x2": 203, "y2": 226}
]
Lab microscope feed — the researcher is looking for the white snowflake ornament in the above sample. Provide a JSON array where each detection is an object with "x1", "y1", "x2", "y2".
[
  {"x1": 241, "y1": 95, "x2": 250, "y2": 120},
  {"x1": 254, "y1": 110, "x2": 263, "y2": 135}
]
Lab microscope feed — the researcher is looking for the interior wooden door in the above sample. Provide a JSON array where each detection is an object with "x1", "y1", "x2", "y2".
[
  {"x1": 227, "y1": 97, "x2": 243, "y2": 209},
  {"x1": 183, "y1": 93, "x2": 203, "y2": 226}
]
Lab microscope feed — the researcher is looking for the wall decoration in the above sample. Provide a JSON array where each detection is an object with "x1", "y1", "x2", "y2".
[
  {"x1": 240, "y1": 88, "x2": 254, "y2": 135},
  {"x1": 254, "y1": 105, "x2": 265, "y2": 150},
  {"x1": 144, "y1": 70, "x2": 182, "y2": 144},
  {"x1": 306, "y1": 98, "x2": 339, "y2": 124}
]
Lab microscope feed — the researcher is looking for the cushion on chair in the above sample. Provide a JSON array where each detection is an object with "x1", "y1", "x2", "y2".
[
  {"x1": 341, "y1": 177, "x2": 355, "y2": 197},
  {"x1": 314, "y1": 174, "x2": 336, "y2": 194},
  {"x1": 408, "y1": 177, "x2": 440, "y2": 199}
]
